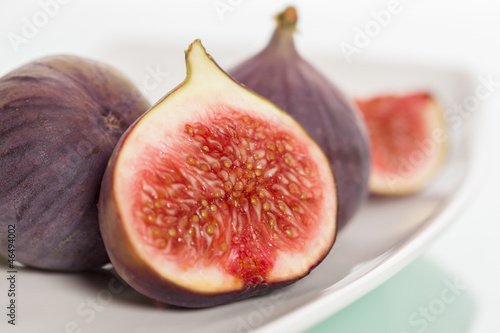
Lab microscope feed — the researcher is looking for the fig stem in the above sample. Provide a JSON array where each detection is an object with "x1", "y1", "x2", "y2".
[
  {"x1": 275, "y1": 6, "x2": 298, "y2": 31},
  {"x1": 265, "y1": 6, "x2": 299, "y2": 57}
]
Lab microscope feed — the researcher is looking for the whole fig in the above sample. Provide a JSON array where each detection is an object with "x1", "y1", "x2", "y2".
[
  {"x1": 230, "y1": 7, "x2": 370, "y2": 228},
  {"x1": 0, "y1": 55, "x2": 150, "y2": 271}
]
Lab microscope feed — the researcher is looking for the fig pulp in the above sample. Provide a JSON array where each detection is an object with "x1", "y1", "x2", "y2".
[
  {"x1": 99, "y1": 40, "x2": 337, "y2": 307},
  {"x1": 230, "y1": 7, "x2": 370, "y2": 229},
  {"x1": 0, "y1": 55, "x2": 150, "y2": 271},
  {"x1": 355, "y1": 93, "x2": 447, "y2": 195}
]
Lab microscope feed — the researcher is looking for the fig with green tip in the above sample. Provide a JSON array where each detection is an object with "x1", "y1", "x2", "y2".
[{"x1": 98, "y1": 40, "x2": 338, "y2": 307}]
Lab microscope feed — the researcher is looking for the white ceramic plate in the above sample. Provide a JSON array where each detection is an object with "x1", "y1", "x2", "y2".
[{"x1": 1, "y1": 48, "x2": 483, "y2": 333}]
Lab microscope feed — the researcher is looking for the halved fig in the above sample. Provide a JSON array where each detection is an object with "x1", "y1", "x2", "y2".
[
  {"x1": 99, "y1": 40, "x2": 337, "y2": 307},
  {"x1": 355, "y1": 93, "x2": 447, "y2": 195}
]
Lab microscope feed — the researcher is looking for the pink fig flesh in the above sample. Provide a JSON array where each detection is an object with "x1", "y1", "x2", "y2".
[{"x1": 99, "y1": 40, "x2": 337, "y2": 307}]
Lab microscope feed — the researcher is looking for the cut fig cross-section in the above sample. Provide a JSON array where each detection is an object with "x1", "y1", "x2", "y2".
[
  {"x1": 99, "y1": 40, "x2": 338, "y2": 307},
  {"x1": 356, "y1": 92, "x2": 447, "y2": 195}
]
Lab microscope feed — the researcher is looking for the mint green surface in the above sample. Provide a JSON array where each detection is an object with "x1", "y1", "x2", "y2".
[{"x1": 306, "y1": 256, "x2": 476, "y2": 333}]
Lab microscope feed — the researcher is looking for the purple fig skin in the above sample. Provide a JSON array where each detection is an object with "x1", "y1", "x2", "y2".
[
  {"x1": 0, "y1": 55, "x2": 150, "y2": 271},
  {"x1": 230, "y1": 8, "x2": 370, "y2": 228}
]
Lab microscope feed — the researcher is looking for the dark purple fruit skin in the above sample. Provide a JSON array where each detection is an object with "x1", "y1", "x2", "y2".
[
  {"x1": 230, "y1": 24, "x2": 370, "y2": 229},
  {"x1": 0, "y1": 55, "x2": 150, "y2": 271}
]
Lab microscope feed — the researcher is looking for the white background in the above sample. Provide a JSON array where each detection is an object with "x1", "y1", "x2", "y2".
[{"x1": 1, "y1": 1, "x2": 499, "y2": 332}]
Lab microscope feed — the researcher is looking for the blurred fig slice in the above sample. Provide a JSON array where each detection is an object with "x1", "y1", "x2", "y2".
[
  {"x1": 230, "y1": 6, "x2": 370, "y2": 229},
  {"x1": 355, "y1": 92, "x2": 447, "y2": 195},
  {"x1": 98, "y1": 40, "x2": 338, "y2": 307}
]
